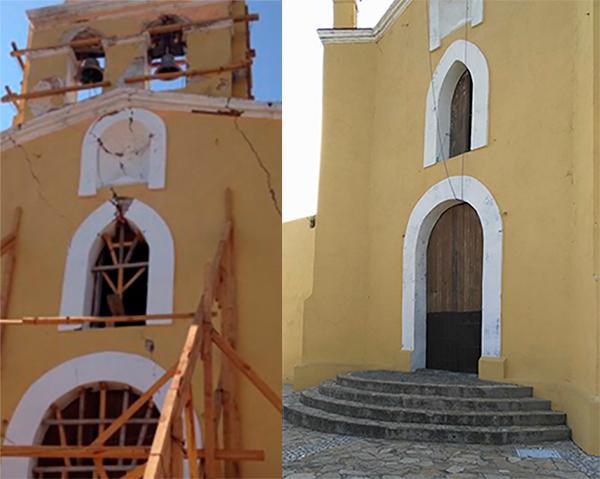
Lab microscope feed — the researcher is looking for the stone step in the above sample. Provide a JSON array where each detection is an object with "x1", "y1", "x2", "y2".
[
  {"x1": 337, "y1": 371, "x2": 534, "y2": 399},
  {"x1": 319, "y1": 382, "x2": 552, "y2": 412},
  {"x1": 301, "y1": 389, "x2": 566, "y2": 427},
  {"x1": 284, "y1": 396, "x2": 571, "y2": 445}
]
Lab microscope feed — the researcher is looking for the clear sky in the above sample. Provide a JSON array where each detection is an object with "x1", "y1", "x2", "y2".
[{"x1": 0, "y1": 0, "x2": 282, "y2": 131}]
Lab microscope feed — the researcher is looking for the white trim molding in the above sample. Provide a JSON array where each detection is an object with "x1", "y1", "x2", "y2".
[
  {"x1": 1, "y1": 88, "x2": 281, "y2": 151},
  {"x1": 0, "y1": 352, "x2": 186, "y2": 478},
  {"x1": 318, "y1": 0, "x2": 413, "y2": 44},
  {"x1": 79, "y1": 108, "x2": 166, "y2": 196},
  {"x1": 428, "y1": 0, "x2": 484, "y2": 51},
  {"x1": 59, "y1": 199, "x2": 175, "y2": 331},
  {"x1": 423, "y1": 39, "x2": 489, "y2": 167},
  {"x1": 401, "y1": 176, "x2": 502, "y2": 370}
]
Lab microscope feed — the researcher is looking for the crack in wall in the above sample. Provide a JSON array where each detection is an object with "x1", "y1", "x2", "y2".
[
  {"x1": 6, "y1": 134, "x2": 70, "y2": 225},
  {"x1": 233, "y1": 117, "x2": 281, "y2": 218}
]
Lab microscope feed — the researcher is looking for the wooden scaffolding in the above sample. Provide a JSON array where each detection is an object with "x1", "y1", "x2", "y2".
[{"x1": 0, "y1": 191, "x2": 281, "y2": 478}]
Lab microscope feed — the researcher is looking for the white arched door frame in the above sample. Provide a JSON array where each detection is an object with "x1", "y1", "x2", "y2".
[
  {"x1": 1, "y1": 352, "x2": 200, "y2": 478},
  {"x1": 401, "y1": 176, "x2": 502, "y2": 370},
  {"x1": 58, "y1": 199, "x2": 175, "y2": 331}
]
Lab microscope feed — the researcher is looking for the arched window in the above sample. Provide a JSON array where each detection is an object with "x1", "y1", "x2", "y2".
[
  {"x1": 35, "y1": 383, "x2": 160, "y2": 478},
  {"x1": 90, "y1": 217, "x2": 149, "y2": 327},
  {"x1": 449, "y1": 69, "x2": 473, "y2": 158},
  {"x1": 423, "y1": 40, "x2": 489, "y2": 168}
]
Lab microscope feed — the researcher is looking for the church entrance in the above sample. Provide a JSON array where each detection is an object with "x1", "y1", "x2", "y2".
[{"x1": 426, "y1": 203, "x2": 483, "y2": 373}]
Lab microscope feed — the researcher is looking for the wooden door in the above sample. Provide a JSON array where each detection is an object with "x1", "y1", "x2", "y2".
[{"x1": 426, "y1": 203, "x2": 482, "y2": 373}]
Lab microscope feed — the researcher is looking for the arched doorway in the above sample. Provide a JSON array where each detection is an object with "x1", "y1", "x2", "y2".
[{"x1": 426, "y1": 203, "x2": 483, "y2": 373}]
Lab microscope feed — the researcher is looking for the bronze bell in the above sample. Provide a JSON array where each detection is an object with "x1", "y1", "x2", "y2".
[
  {"x1": 155, "y1": 53, "x2": 181, "y2": 75},
  {"x1": 78, "y1": 58, "x2": 104, "y2": 84}
]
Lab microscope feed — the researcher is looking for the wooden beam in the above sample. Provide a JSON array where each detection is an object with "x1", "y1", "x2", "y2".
[
  {"x1": 1, "y1": 81, "x2": 110, "y2": 103},
  {"x1": 121, "y1": 463, "x2": 146, "y2": 479},
  {"x1": 1, "y1": 445, "x2": 265, "y2": 461},
  {"x1": 124, "y1": 61, "x2": 250, "y2": 84},
  {"x1": 122, "y1": 267, "x2": 147, "y2": 293},
  {"x1": 53, "y1": 407, "x2": 71, "y2": 468},
  {"x1": 45, "y1": 417, "x2": 158, "y2": 426},
  {"x1": 99, "y1": 382, "x2": 107, "y2": 434},
  {"x1": 92, "y1": 261, "x2": 149, "y2": 273},
  {"x1": 11, "y1": 42, "x2": 25, "y2": 70},
  {"x1": 0, "y1": 312, "x2": 195, "y2": 325},
  {"x1": 9, "y1": 14, "x2": 259, "y2": 58},
  {"x1": 210, "y1": 327, "x2": 282, "y2": 413},
  {"x1": 0, "y1": 446, "x2": 152, "y2": 459},
  {"x1": 184, "y1": 390, "x2": 200, "y2": 479},
  {"x1": 168, "y1": 415, "x2": 184, "y2": 478},
  {"x1": 34, "y1": 464, "x2": 140, "y2": 474},
  {"x1": 91, "y1": 365, "x2": 176, "y2": 446},
  {"x1": 220, "y1": 189, "x2": 242, "y2": 478},
  {"x1": 202, "y1": 265, "x2": 217, "y2": 479},
  {"x1": 144, "y1": 222, "x2": 232, "y2": 479}
]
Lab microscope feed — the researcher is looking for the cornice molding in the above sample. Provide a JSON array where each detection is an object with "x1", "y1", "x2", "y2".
[
  {"x1": 0, "y1": 88, "x2": 281, "y2": 151},
  {"x1": 319, "y1": 0, "x2": 413, "y2": 45},
  {"x1": 27, "y1": 1, "x2": 224, "y2": 28}
]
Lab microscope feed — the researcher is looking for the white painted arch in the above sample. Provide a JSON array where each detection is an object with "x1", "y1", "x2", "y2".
[
  {"x1": 423, "y1": 39, "x2": 489, "y2": 167},
  {"x1": 59, "y1": 199, "x2": 175, "y2": 331},
  {"x1": 0, "y1": 352, "x2": 200, "y2": 478},
  {"x1": 79, "y1": 107, "x2": 166, "y2": 196},
  {"x1": 401, "y1": 176, "x2": 502, "y2": 370}
]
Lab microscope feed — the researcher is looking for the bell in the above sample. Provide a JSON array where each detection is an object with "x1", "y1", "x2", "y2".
[
  {"x1": 78, "y1": 58, "x2": 104, "y2": 84},
  {"x1": 155, "y1": 53, "x2": 181, "y2": 75}
]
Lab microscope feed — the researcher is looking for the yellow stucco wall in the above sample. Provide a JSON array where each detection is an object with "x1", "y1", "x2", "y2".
[
  {"x1": 282, "y1": 218, "x2": 315, "y2": 384},
  {"x1": 0, "y1": 109, "x2": 282, "y2": 477},
  {"x1": 296, "y1": 0, "x2": 600, "y2": 455}
]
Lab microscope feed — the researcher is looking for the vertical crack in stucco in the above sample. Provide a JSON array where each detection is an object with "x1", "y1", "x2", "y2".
[
  {"x1": 6, "y1": 134, "x2": 70, "y2": 224},
  {"x1": 233, "y1": 117, "x2": 282, "y2": 218}
]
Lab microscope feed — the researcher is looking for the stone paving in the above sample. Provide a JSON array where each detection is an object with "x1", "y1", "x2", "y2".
[{"x1": 283, "y1": 385, "x2": 600, "y2": 479}]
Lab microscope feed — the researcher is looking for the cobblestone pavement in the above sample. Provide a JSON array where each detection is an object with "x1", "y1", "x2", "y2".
[{"x1": 283, "y1": 386, "x2": 600, "y2": 479}]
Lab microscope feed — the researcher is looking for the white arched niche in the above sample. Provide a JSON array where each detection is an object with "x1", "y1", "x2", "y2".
[
  {"x1": 1, "y1": 352, "x2": 200, "y2": 478},
  {"x1": 401, "y1": 176, "x2": 502, "y2": 370},
  {"x1": 59, "y1": 199, "x2": 175, "y2": 331},
  {"x1": 79, "y1": 108, "x2": 166, "y2": 196},
  {"x1": 423, "y1": 39, "x2": 489, "y2": 167},
  {"x1": 428, "y1": 0, "x2": 484, "y2": 51}
]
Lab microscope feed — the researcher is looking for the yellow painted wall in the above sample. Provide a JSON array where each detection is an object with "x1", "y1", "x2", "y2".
[
  {"x1": 297, "y1": 0, "x2": 600, "y2": 455},
  {"x1": 282, "y1": 218, "x2": 315, "y2": 383},
  {"x1": 0, "y1": 110, "x2": 281, "y2": 477}
]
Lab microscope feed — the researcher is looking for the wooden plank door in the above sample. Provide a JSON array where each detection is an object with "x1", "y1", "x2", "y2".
[{"x1": 426, "y1": 203, "x2": 483, "y2": 373}]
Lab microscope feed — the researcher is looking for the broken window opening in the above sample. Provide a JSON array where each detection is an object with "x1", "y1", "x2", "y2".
[
  {"x1": 35, "y1": 384, "x2": 160, "y2": 478},
  {"x1": 90, "y1": 218, "x2": 149, "y2": 328}
]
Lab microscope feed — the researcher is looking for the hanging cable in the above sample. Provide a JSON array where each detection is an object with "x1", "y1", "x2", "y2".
[{"x1": 424, "y1": 0, "x2": 458, "y2": 200}]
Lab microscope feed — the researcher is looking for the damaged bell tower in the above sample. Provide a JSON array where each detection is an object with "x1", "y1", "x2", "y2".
[{"x1": 3, "y1": 0, "x2": 256, "y2": 124}]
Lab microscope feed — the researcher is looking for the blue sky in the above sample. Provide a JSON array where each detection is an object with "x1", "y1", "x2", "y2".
[{"x1": 0, "y1": 0, "x2": 281, "y2": 131}]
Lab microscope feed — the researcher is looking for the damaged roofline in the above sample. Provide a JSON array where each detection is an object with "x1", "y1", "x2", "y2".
[{"x1": 0, "y1": 88, "x2": 281, "y2": 152}]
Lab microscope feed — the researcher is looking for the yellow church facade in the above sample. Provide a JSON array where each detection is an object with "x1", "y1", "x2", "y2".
[
  {"x1": 1, "y1": 1, "x2": 281, "y2": 478},
  {"x1": 285, "y1": 0, "x2": 600, "y2": 456}
]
